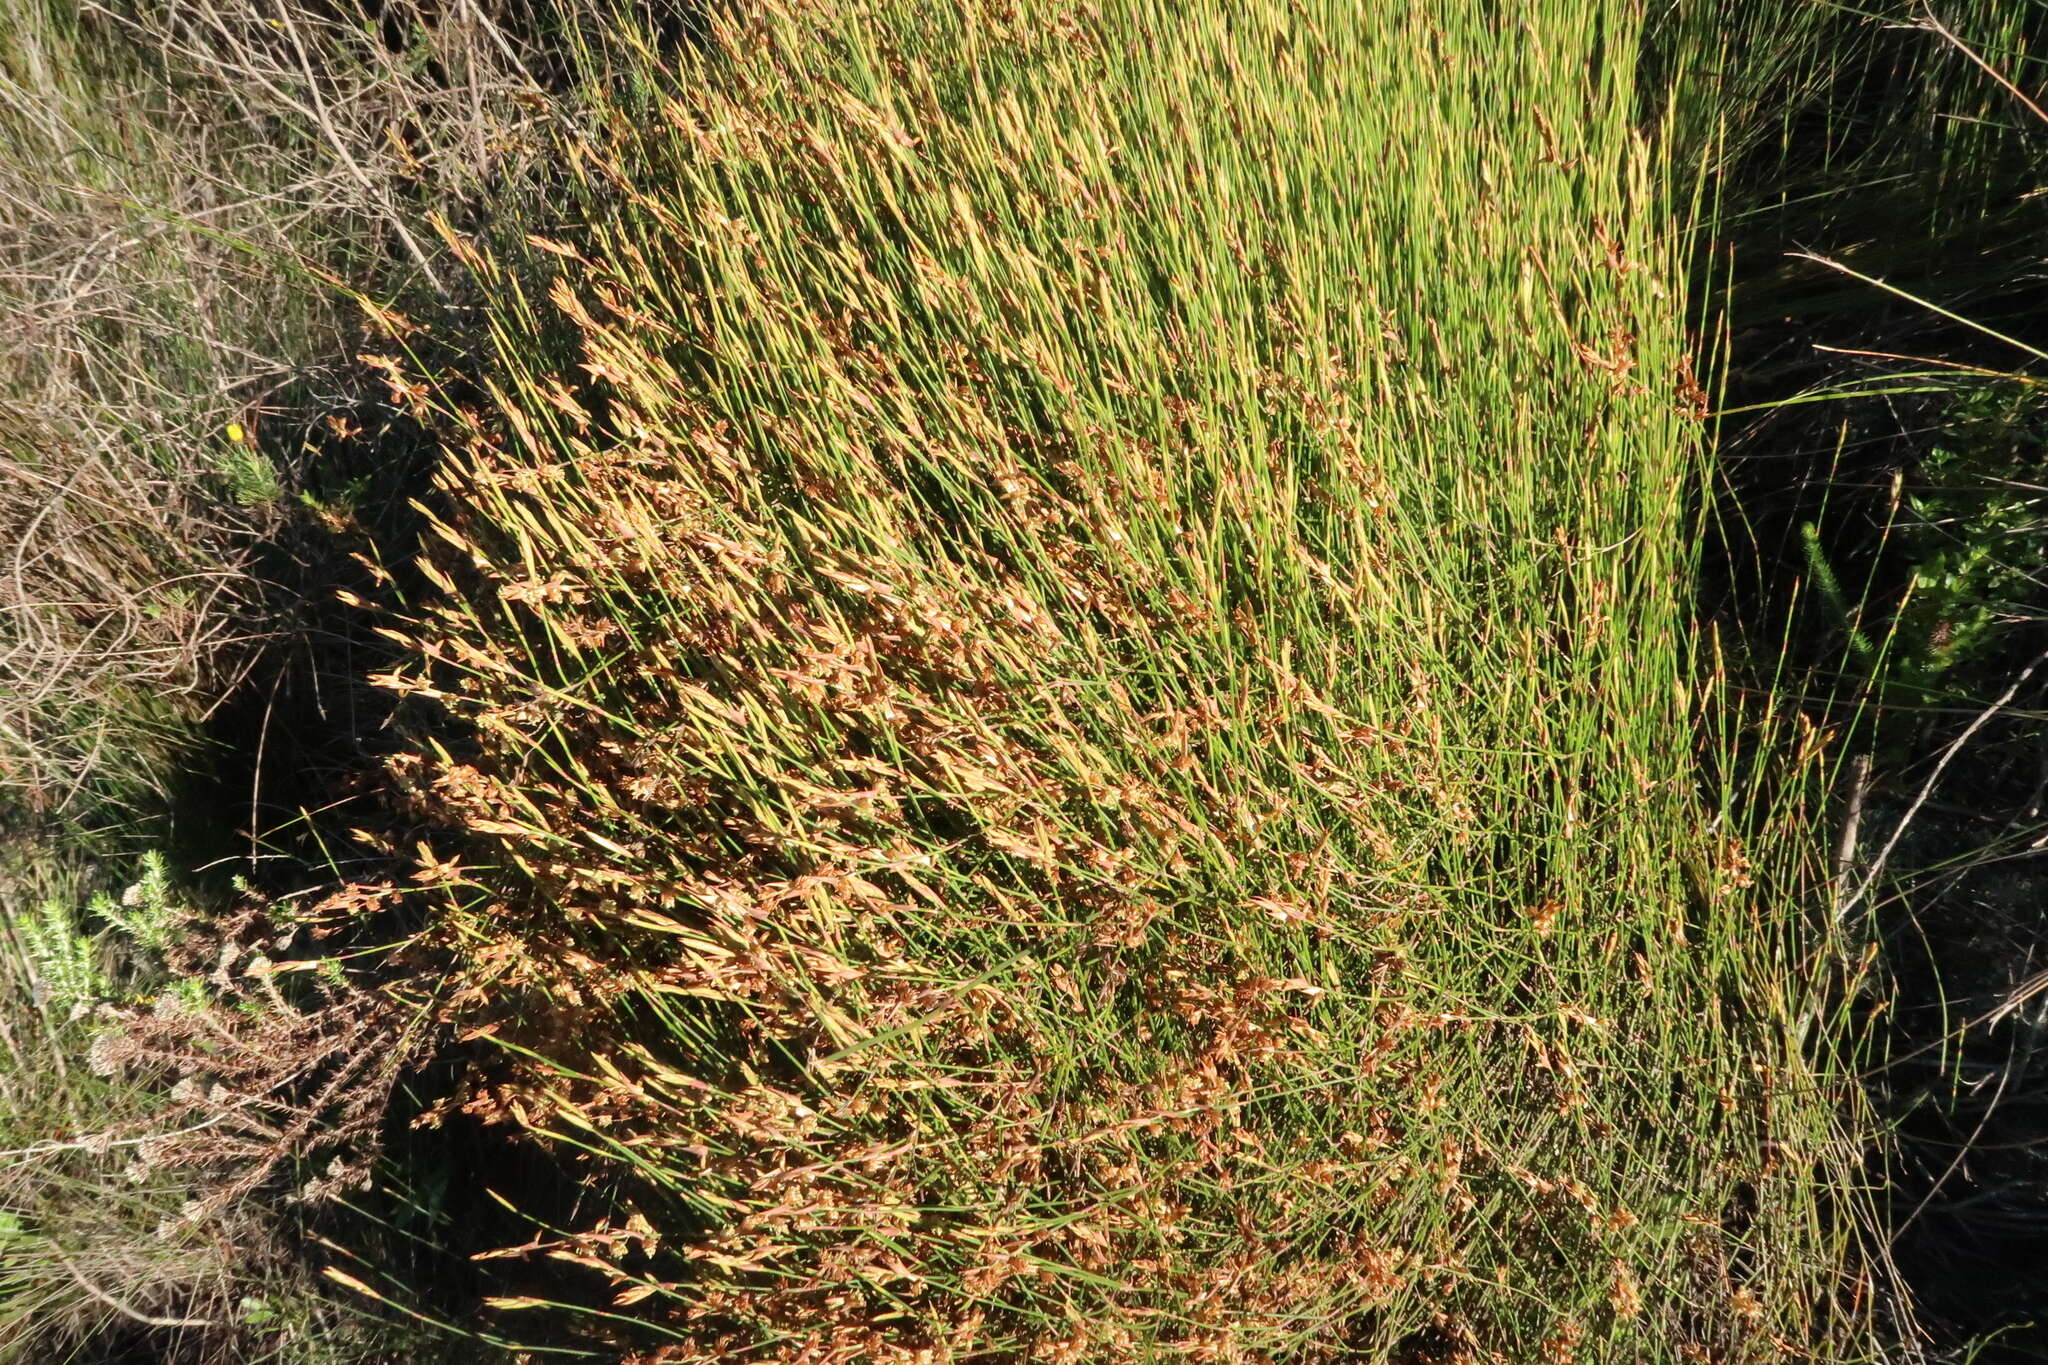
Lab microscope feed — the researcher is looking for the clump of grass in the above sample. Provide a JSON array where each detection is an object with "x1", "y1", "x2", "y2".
[
  {"x1": 321, "y1": 1, "x2": 1890, "y2": 1358},
  {"x1": 0, "y1": 0, "x2": 566, "y2": 825},
  {"x1": 0, "y1": 0, "x2": 297, "y2": 821}
]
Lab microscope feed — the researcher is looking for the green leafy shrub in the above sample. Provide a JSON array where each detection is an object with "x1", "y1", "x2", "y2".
[
  {"x1": 13, "y1": 896, "x2": 106, "y2": 1021},
  {"x1": 11, "y1": 852, "x2": 190, "y2": 1021},
  {"x1": 1893, "y1": 384, "x2": 2047, "y2": 692}
]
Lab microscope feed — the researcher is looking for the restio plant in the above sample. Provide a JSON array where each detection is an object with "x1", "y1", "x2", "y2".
[
  {"x1": 296, "y1": 0, "x2": 1889, "y2": 1359},
  {"x1": 10, "y1": 0, "x2": 2018, "y2": 1361}
]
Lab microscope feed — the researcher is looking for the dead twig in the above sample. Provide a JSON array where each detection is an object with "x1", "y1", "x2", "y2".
[{"x1": 1836, "y1": 651, "x2": 2048, "y2": 926}]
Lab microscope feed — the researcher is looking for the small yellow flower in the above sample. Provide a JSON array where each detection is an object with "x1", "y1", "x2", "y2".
[{"x1": 226, "y1": 422, "x2": 246, "y2": 444}]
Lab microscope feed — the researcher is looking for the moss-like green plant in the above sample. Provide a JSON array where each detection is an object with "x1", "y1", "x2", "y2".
[
  {"x1": 12, "y1": 852, "x2": 193, "y2": 1021},
  {"x1": 13, "y1": 896, "x2": 106, "y2": 1021}
]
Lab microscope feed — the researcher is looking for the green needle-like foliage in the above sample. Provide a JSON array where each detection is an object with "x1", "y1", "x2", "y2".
[{"x1": 326, "y1": 2, "x2": 1889, "y2": 1358}]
